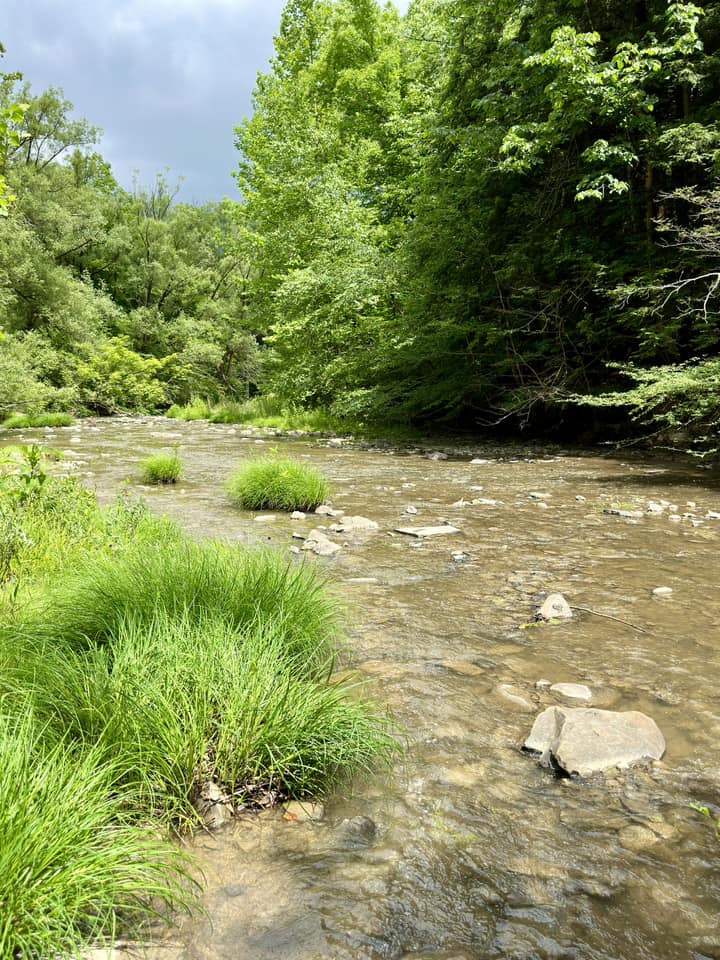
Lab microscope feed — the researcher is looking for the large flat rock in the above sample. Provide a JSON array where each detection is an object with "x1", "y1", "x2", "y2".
[
  {"x1": 395, "y1": 525, "x2": 461, "y2": 538},
  {"x1": 523, "y1": 706, "x2": 666, "y2": 777}
]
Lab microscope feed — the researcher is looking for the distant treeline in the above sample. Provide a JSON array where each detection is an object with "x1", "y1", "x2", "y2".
[{"x1": 2, "y1": 3, "x2": 720, "y2": 448}]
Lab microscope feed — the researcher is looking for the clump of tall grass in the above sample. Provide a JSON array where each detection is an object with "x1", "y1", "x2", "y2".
[
  {"x1": 22, "y1": 540, "x2": 339, "y2": 671},
  {"x1": 0, "y1": 708, "x2": 195, "y2": 960},
  {"x1": 139, "y1": 452, "x2": 182, "y2": 485},
  {"x1": 228, "y1": 456, "x2": 330, "y2": 511},
  {"x1": 5, "y1": 613, "x2": 396, "y2": 822},
  {"x1": 165, "y1": 398, "x2": 212, "y2": 421},
  {"x1": 3, "y1": 412, "x2": 74, "y2": 429}
]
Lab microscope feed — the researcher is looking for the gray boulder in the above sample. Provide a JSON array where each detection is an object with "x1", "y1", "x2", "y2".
[{"x1": 523, "y1": 706, "x2": 666, "y2": 777}]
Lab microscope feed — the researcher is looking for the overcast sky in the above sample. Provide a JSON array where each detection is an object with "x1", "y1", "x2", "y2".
[{"x1": 2, "y1": 0, "x2": 408, "y2": 203}]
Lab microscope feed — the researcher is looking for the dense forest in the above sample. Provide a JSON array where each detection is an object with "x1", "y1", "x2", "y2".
[{"x1": 2, "y1": 1, "x2": 720, "y2": 449}]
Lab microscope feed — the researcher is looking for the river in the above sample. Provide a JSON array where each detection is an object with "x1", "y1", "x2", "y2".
[{"x1": 8, "y1": 417, "x2": 720, "y2": 960}]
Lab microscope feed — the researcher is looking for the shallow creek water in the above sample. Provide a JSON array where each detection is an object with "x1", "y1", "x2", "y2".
[{"x1": 7, "y1": 417, "x2": 720, "y2": 960}]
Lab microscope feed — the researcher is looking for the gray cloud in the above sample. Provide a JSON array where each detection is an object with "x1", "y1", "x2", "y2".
[{"x1": 3, "y1": 0, "x2": 408, "y2": 203}]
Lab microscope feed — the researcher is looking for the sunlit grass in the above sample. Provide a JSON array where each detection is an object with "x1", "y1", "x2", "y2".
[
  {"x1": 140, "y1": 452, "x2": 182, "y2": 485},
  {"x1": 227, "y1": 456, "x2": 330, "y2": 511},
  {"x1": 0, "y1": 708, "x2": 196, "y2": 960},
  {"x1": 3, "y1": 412, "x2": 74, "y2": 429}
]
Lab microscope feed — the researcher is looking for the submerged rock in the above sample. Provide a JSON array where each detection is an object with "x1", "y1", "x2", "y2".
[
  {"x1": 550, "y1": 682, "x2": 592, "y2": 702},
  {"x1": 536, "y1": 593, "x2": 573, "y2": 620},
  {"x1": 523, "y1": 706, "x2": 666, "y2": 777},
  {"x1": 395, "y1": 525, "x2": 461, "y2": 538},
  {"x1": 315, "y1": 504, "x2": 343, "y2": 517},
  {"x1": 329, "y1": 515, "x2": 379, "y2": 533}
]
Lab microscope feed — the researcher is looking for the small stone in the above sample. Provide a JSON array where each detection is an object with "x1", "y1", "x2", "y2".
[
  {"x1": 470, "y1": 458, "x2": 490, "y2": 464},
  {"x1": 536, "y1": 593, "x2": 573, "y2": 620},
  {"x1": 315, "y1": 504, "x2": 343, "y2": 517},
  {"x1": 283, "y1": 801, "x2": 325, "y2": 823},
  {"x1": 302, "y1": 530, "x2": 342, "y2": 556},
  {"x1": 705, "y1": 511, "x2": 720, "y2": 520},
  {"x1": 451, "y1": 551, "x2": 469, "y2": 563},
  {"x1": 404, "y1": 505, "x2": 418, "y2": 514},
  {"x1": 193, "y1": 781, "x2": 232, "y2": 830},
  {"x1": 646, "y1": 502, "x2": 665, "y2": 514},
  {"x1": 426, "y1": 451, "x2": 448, "y2": 461},
  {"x1": 395, "y1": 525, "x2": 461, "y2": 538},
  {"x1": 652, "y1": 587, "x2": 673, "y2": 596},
  {"x1": 290, "y1": 510, "x2": 306, "y2": 520},
  {"x1": 550, "y1": 683, "x2": 592, "y2": 702},
  {"x1": 575, "y1": 495, "x2": 587, "y2": 502},
  {"x1": 535, "y1": 679, "x2": 552, "y2": 689}
]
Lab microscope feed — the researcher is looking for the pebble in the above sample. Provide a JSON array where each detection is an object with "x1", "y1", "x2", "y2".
[
  {"x1": 706, "y1": 511, "x2": 720, "y2": 520},
  {"x1": 404, "y1": 505, "x2": 418, "y2": 514},
  {"x1": 575, "y1": 495, "x2": 586, "y2": 502},
  {"x1": 470, "y1": 458, "x2": 491, "y2": 464},
  {"x1": 652, "y1": 587, "x2": 673, "y2": 596},
  {"x1": 426, "y1": 451, "x2": 448, "y2": 461},
  {"x1": 535, "y1": 679, "x2": 552, "y2": 689},
  {"x1": 290, "y1": 510, "x2": 306, "y2": 520}
]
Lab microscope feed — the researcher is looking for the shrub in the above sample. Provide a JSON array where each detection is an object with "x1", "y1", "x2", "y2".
[
  {"x1": 227, "y1": 456, "x2": 330, "y2": 511},
  {"x1": 3, "y1": 412, "x2": 74, "y2": 429},
  {"x1": 0, "y1": 708, "x2": 195, "y2": 959},
  {"x1": 140, "y1": 452, "x2": 182, "y2": 485}
]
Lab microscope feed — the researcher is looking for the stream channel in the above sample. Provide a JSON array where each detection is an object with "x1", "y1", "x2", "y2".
[{"x1": 7, "y1": 417, "x2": 720, "y2": 960}]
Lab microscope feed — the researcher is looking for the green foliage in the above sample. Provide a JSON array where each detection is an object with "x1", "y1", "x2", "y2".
[
  {"x1": 0, "y1": 709, "x2": 195, "y2": 960},
  {"x1": 75, "y1": 337, "x2": 174, "y2": 413},
  {"x1": 227, "y1": 456, "x2": 331, "y2": 511},
  {"x1": 140, "y1": 452, "x2": 183, "y2": 485},
  {"x1": 2, "y1": 411, "x2": 73, "y2": 428},
  {"x1": 166, "y1": 397, "x2": 213, "y2": 421},
  {"x1": 9, "y1": 612, "x2": 396, "y2": 822},
  {"x1": 23, "y1": 538, "x2": 339, "y2": 669}
]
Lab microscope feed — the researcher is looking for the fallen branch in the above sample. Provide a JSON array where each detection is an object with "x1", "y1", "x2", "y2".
[{"x1": 571, "y1": 605, "x2": 649, "y2": 634}]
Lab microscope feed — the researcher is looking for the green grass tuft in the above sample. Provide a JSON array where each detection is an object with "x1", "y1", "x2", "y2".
[
  {"x1": 165, "y1": 398, "x2": 212, "y2": 421},
  {"x1": 140, "y1": 452, "x2": 183, "y2": 485},
  {"x1": 3, "y1": 412, "x2": 74, "y2": 429},
  {"x1": 0, "y1": 708, "x2": 196, "y2": 959},
  {"x1": 228, "y1": 456, "x2": 330, "y2": 511},
  {"x1": 21, "y1": 539, "x2": 340, "y2": 670}
]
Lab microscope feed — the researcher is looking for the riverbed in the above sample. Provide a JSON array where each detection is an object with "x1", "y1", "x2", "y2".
[{"x1": 7, "y1": 417, "x2": 720, "y2": 960}]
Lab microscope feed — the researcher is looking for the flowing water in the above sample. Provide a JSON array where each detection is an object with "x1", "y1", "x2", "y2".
[{"x1": 8, "y1": 417, "x2": 720, "y2": 960}]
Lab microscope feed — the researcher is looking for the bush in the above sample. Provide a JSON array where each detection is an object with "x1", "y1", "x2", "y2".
[
  {"x1": 3, "y1": 412, "x2": 74, "y2": 429},
  {"x1": 227, "y1": 456, "x2": 330, "y2": 511},
  {"x1": 140, "y1": 452, "x2": 182, "y2": 485},
  {"x1": 0, "y1": 708, "x2": 194, "y2": 960}
]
